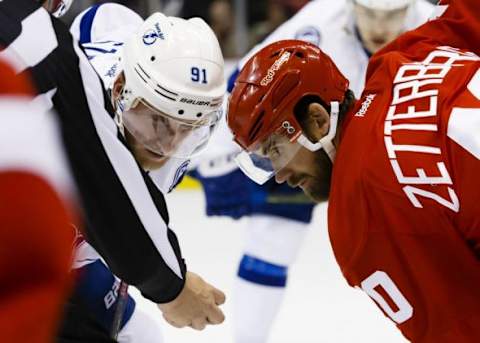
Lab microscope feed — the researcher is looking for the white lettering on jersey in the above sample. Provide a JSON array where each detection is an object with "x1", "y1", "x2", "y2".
[
  {"x1": 355, "y1": 93, "x2": 376, "y2": 117},
  {"x1": 104, "y1": 278, "x2": 120, "y2": 309},
  {"x1": 384, "y1": 47, "x2": 480, "y2": 212}
]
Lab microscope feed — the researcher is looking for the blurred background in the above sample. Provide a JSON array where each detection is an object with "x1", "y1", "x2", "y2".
[{"x1": 63, "y1": 0, "x2": 438, "y2": 59}]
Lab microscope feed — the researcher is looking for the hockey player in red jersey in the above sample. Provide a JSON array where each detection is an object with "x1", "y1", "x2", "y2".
[
  {"x1": 0, "y1": 57, "x2": 75, "y2": 342},
  {"x1": 227, "y1": 0, "x2": 480, "y2": 341}
]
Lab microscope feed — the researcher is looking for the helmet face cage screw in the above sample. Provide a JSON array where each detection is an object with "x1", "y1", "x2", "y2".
[
  {"x1": 178, "y1": 110, "x2": 184, "y2": 115},
  {"x1": 282, "y1": 121, "x2": 295, "y2": 134}
]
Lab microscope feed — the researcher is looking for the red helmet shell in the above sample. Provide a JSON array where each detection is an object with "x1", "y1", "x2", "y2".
[{"x1": 228, "y1": 40, "x2": 349, "y2": 151}]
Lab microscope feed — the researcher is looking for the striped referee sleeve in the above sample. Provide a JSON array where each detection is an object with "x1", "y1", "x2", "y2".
[{"x1": 0, "y1": 0, "x2": 187, "y2": 303}]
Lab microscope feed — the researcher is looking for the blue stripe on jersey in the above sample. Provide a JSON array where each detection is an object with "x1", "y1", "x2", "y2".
[
  {"x1": 227, "y1": 67, "x2": 240, "y2": 93},
  {"x1": 79, "y1": 4, "x2": 101, "y2": 44},
  {"x1": 83, "y1": 45, "x2": 118, "y2": 54},
  {"x1": 238, "y1": 255, "x2": 287, "y2": 287}
]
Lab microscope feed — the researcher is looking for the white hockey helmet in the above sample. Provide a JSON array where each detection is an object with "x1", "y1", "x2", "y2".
[
  {"x1": 354, "y1": 0, "x2": 415, "y2": 10},
  {"x1": 118, "y1": 13, "x2": 226, "y2": 159}
]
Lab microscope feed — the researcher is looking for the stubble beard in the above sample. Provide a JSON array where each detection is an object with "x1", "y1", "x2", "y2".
[{"x1": 302, "y1": 150, "x2": 332, "y2": 203}]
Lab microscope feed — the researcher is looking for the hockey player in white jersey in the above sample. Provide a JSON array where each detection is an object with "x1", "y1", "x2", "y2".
[
  {"x1": 64, "y1": 3, "x2": 226, "y2": 342},
  {"x1": 191, "y1": 0, "x2": 435, "y2": 342}
]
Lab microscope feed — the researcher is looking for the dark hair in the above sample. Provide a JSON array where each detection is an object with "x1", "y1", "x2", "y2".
[{"x1": 293, "y1": 89, "x2": 356, "y2": 126}]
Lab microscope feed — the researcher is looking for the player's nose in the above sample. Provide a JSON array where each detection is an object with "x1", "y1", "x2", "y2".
[{"x1": 275, "y1": 168, "x2": 291, "y2": 184}]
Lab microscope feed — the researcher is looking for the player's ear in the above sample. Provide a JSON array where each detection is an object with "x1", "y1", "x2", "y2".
[
  {"x1": 303, "y1": 102, "x2": 330, "y2": 142},
  {"x1": 111, "y1": 72, "x2": 126, "y2": 104}
]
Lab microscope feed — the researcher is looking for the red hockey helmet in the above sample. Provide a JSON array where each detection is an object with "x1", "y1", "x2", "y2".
[{"x1": 227, "y1": 40, "x2": 349, "y2": 184}]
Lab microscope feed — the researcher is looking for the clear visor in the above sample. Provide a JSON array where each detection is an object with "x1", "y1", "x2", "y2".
[
  {"x1": 122, "y1": 99, "x2": 220, "y2": 159},
  {"x1": 235, "y1": 133, "x2": 303, "y2": 185}
]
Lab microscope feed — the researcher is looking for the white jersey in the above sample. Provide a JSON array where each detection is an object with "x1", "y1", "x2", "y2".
[
  {"x1": 71, "y1": 3, "x2": 190, "y2": 195},
  {"x1": 195, "y1": 0, "x2": 435, "y2": 170}
]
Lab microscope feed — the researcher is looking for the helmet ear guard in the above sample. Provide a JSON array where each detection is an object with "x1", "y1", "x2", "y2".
[{"x1": 296, "y1": 101, "x2": 339, "y2": 161}]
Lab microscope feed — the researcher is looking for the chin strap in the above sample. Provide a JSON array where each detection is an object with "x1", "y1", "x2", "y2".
[
  {"x1": 296, "y1": 101, "x2": 339, "y2": 162},
  {"x1": 114, "y1": 100, "x2": 126, "y2": 137}
]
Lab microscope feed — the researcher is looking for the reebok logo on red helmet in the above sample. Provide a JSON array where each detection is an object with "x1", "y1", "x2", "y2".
[{"x1": 260, "y1": 52, "x2": 291, "y2": 86}]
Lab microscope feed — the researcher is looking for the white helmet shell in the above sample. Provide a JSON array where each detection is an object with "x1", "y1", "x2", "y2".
[
  {"x1": 121, "y1": 13, "x2": 226, "y2": 123},
  {"x1": 354, "y1": 0, "x2": 415, "y2": 10}
]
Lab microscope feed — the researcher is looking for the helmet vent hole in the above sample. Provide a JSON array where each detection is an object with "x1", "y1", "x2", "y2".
[
  {"x1": 150, "y1": 56, "x2": 156, "y2": 62},
  {"x1": 196, "y1": 112, "x2": 203, "y2": 118},
  {"x1": 178, "y1": 110, "x2": 184, "y2": 115},
  {"x1": 295, "y1": 52, "x2": 304, "y2": 59},
  {"x1": 249, "y1": 111, "x2": 264, "y2": 140},
  {"x1": 259, "y1": 94, "x2": 265, "y2": 102}
]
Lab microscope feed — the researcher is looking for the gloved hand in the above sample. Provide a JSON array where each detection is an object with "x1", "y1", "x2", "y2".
[{"x1": 190, "y1": 167, "x2": 255, "y2": 219}]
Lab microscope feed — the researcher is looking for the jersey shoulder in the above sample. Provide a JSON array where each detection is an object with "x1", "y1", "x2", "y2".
[
  {"x1": 70, "y1": 3, "x2": 143, "y2": 88},
  {"x1": 70, "y1": 3, "x2": 143, "y2": 44},
  {"x1": 239, "y1": 0, "x2": 346, "y2": 67},
  {"x1": 405, "y1": 0, "x2": 436, "y2": 30}
]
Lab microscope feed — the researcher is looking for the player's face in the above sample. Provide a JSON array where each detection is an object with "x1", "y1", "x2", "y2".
[
  {"x1": 353, "y1": 4, "x2": 408, "y2": 54},
  {"x1": 122, "y1": 101, "x2": 192, "y2": 171},
  {"x1": 255, "y1": 102, "x2": 334, "y2": 203}
]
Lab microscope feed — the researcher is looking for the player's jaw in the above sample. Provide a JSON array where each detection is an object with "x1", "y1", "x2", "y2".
[{"x1": 275, "y1": 146, "x2": 332, "y2": 203}]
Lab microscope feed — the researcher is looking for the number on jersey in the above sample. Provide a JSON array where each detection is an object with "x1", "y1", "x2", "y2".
[{"x1": 361, "y1": 270, "x2": 413, "y2": 324}]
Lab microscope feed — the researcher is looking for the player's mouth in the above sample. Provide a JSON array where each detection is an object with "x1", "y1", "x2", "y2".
[
  {"x1": 298, "y1": 178, "x2": 309, "y2": 190},
  {"x1": 288, "y1": 176, "x2": 308, "y2": 189},
  {"x1": 372, "y1": 38, "x2": 386, "y2": 46},
  {"x1": 145, "y1": 147, "x2": 165, "y2": 160}
]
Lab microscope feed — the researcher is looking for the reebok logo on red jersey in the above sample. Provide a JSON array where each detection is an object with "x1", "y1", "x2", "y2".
[{"x1": 355, "y1": 93, "x2": 376, "y2": 117}]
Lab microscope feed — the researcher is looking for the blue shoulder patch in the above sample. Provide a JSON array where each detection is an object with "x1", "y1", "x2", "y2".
[{"x1": 169, "y1": 160, "x2": 190, "y2": 193}]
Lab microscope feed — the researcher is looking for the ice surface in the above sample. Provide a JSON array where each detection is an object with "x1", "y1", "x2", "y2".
[{"x1": 131, "y1": 190, "x2": 407, "y2": 343}]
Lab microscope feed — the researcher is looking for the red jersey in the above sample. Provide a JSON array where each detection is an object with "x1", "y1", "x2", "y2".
[
  {"x1": 329, "y1": 1, "x2": 480, "y2": 342},
  {"x1": 0, "y1": 57, "x2": 74, "y2": 343}
]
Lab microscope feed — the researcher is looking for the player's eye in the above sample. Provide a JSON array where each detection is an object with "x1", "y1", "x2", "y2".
[{"x1": 268, "y1": 145, "x2": 281, "y2": 159}]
